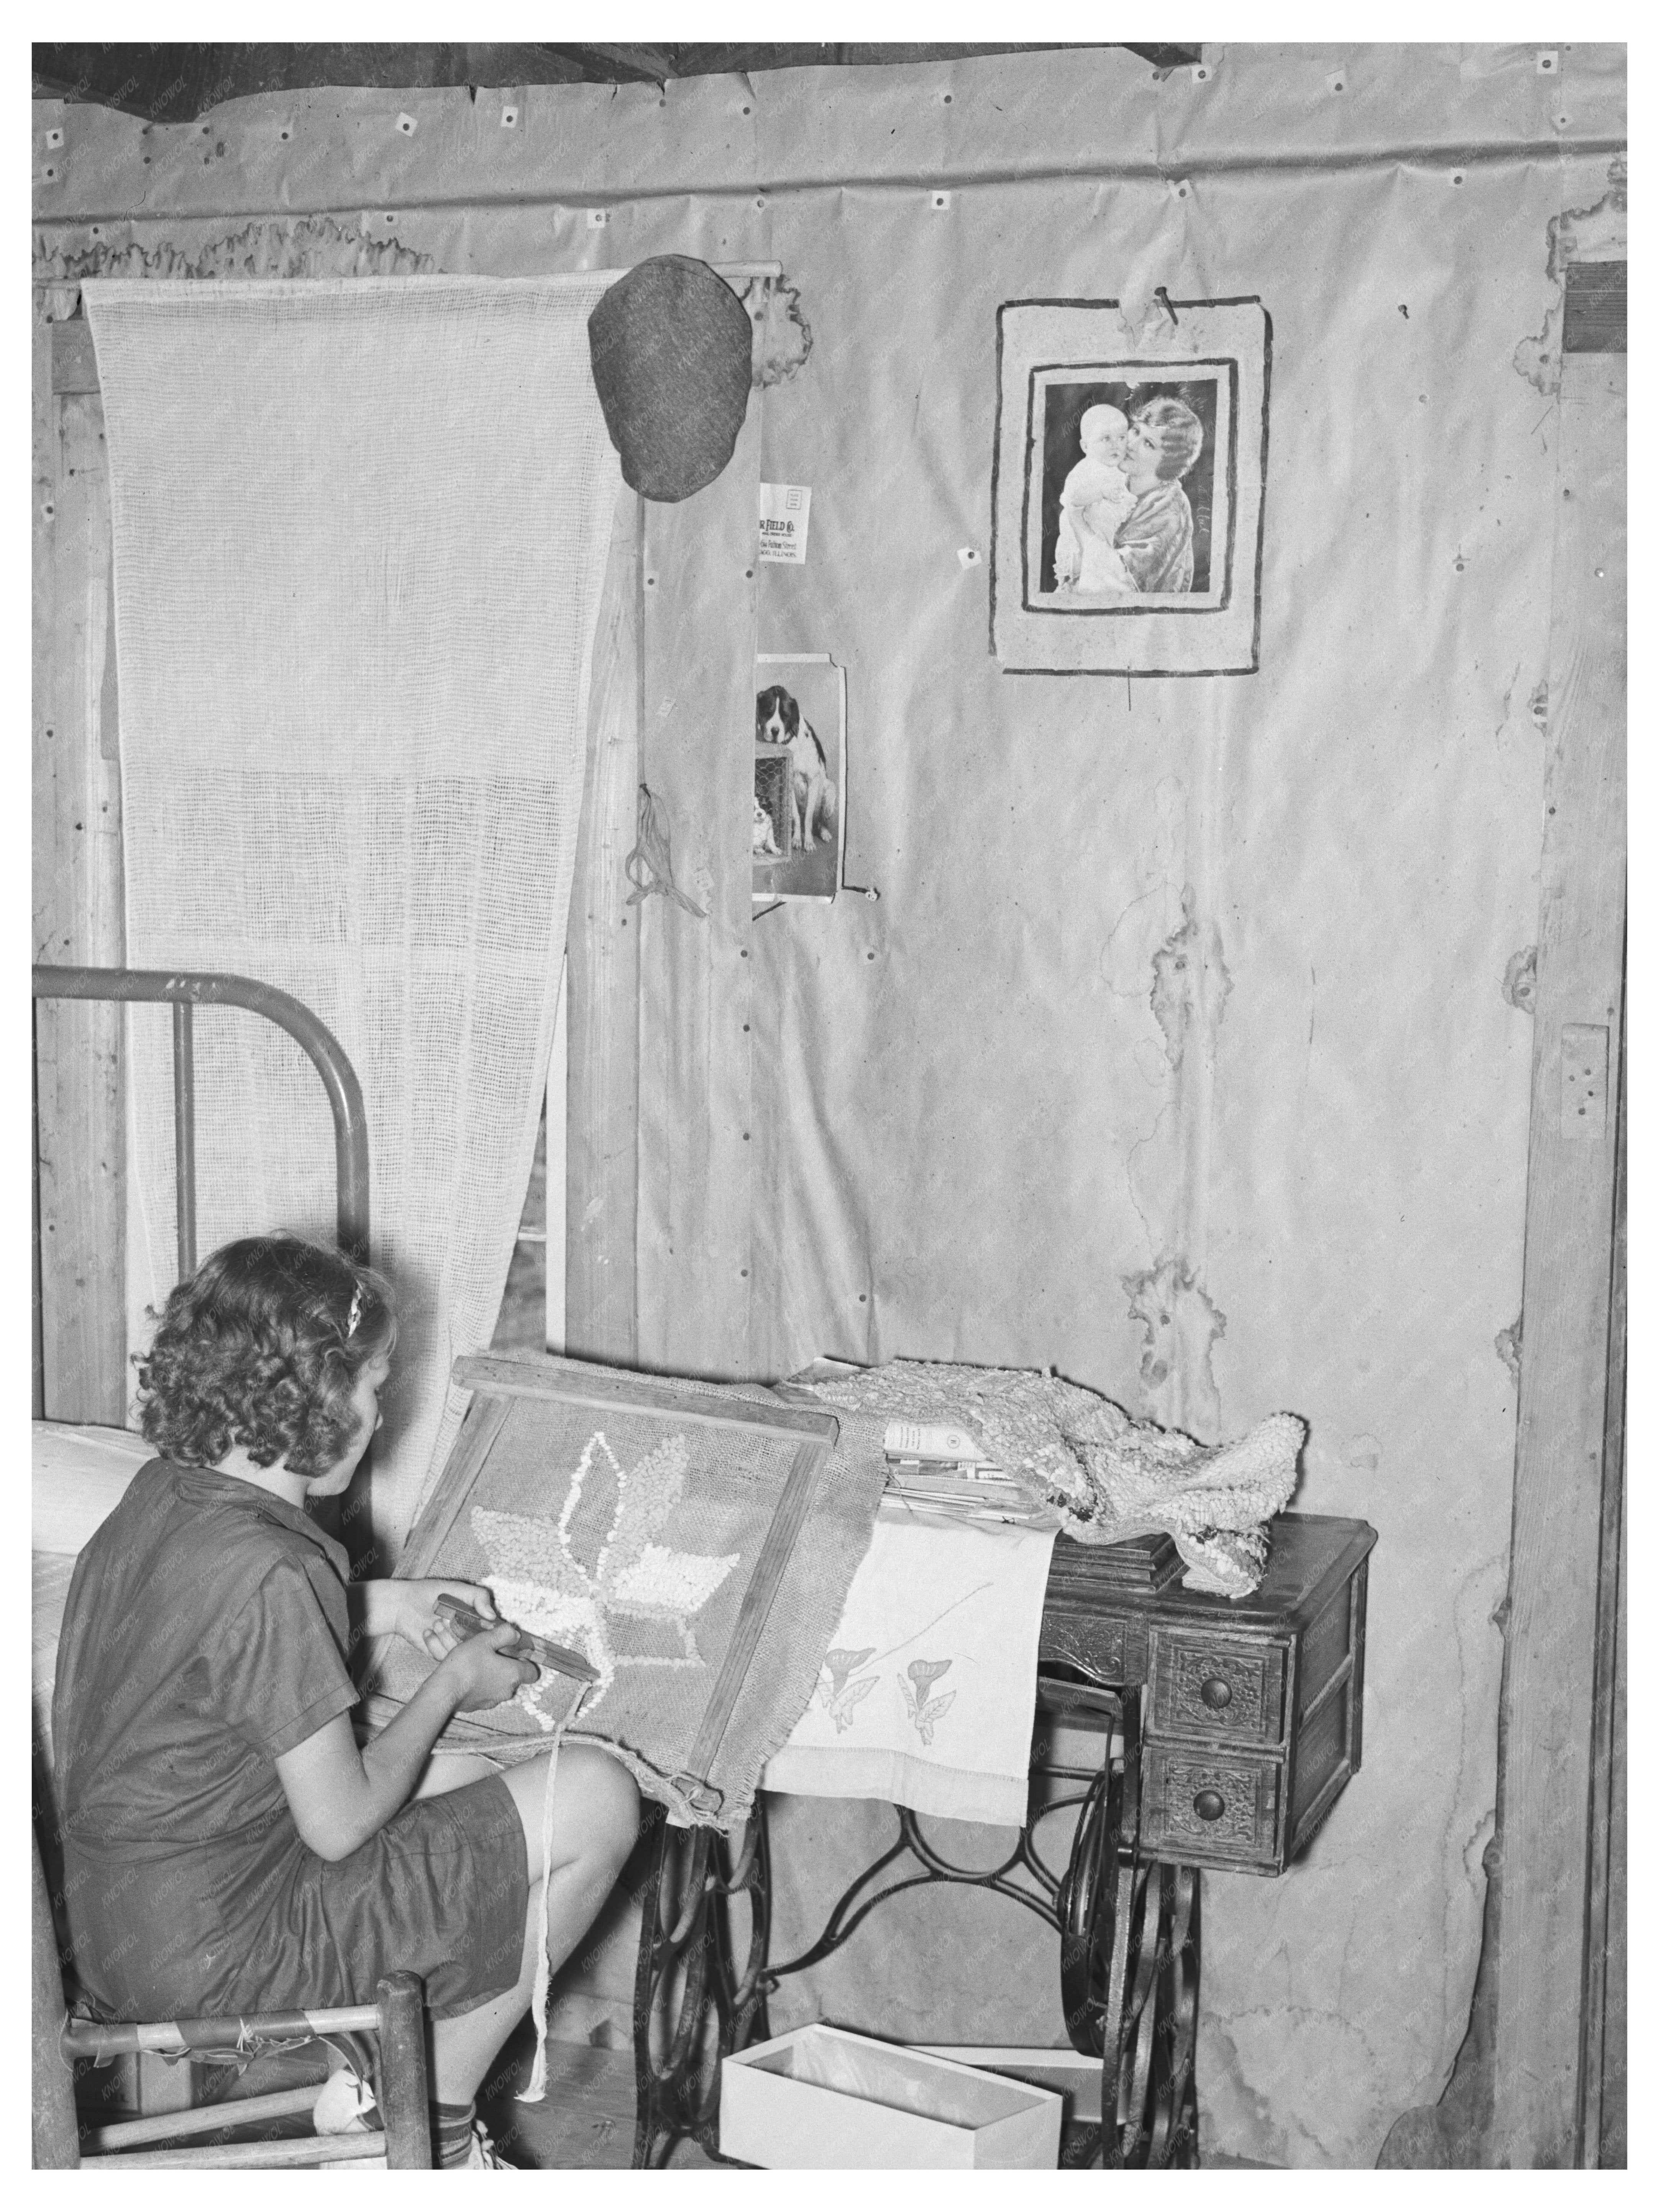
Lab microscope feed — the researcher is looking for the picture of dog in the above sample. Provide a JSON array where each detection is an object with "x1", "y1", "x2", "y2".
[
  {"x1": 752, "y1": 794, "x2": 780, "y2": 857},
  {"x1": 755, "y1": 683, "x2": 838, "y2": 854}
]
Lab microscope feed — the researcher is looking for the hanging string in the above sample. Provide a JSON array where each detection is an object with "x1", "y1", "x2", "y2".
[
  {"x1": 624, "y1": 783, "x2": 707, "y2": 919},
  {"x1": 515, "y1": 1730, "x2": 565, "y2": 2105}
]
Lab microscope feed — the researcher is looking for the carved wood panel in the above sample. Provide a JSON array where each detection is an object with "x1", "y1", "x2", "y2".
[
  {"x1": 1150, "y1": 1630, "x2": 1284, "y2": 1743},
  {"x1": 1144, "y1": 1746, "x2": 1278, "y2": 1865}
]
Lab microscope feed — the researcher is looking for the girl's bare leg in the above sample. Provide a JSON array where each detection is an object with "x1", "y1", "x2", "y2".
[{"x1": 418, "y1": 1747, "x2": 640, "y2": 2108}]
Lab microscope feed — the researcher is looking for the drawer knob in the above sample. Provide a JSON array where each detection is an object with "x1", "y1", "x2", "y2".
[
  {"x1": 1193, "y1": 1789, "x2": 1226, "y2": 1823},
  {"x1": 1200, "y1": 1675, "x2": 1233, "y2": 1710}
]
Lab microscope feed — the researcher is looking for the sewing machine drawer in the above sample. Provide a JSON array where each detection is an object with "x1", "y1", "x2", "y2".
[
  {"x1": 1148, "y1": 1628, "x2": 1286, "y2": 1746},
  {"x1": 1142, "y1": 1744, "x2": 1281, "y2": 1869}
]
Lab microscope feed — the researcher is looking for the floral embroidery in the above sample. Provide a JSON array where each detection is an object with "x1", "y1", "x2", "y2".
[
  {"x1": 816, "y1": 1645, "x2": 879, "y2": 1733},
  {"x1": 469, "y1": 1429, "x2": 739, "y2": 1722},
  {"x1": 900, "y1": 1657, "x2": 957, "y2": 1745}
]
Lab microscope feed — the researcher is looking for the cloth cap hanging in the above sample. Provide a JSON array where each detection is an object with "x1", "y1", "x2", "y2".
[{"x1": 587, "y1": 254, "x2": 753, "y2": 501}]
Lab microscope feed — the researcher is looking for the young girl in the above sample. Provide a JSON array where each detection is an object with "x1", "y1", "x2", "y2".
[{"x1": 50, "y1": 1234, "x2": 639, "y2": 2169}]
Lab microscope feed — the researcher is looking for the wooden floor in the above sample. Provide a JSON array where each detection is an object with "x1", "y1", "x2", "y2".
[
  {"x1": 477, "y1": 2028, "x2": 1276, "y2": 2171},
  {"x1": 478, "y1": 2025, "x2": 722, "y2": 2170},
  {"x1": 87, "y1": 2028, "x2": 1276, "y2": 2170}
]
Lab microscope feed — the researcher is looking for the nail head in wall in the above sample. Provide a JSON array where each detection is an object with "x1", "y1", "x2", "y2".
[
  {"x1": 1327, "y1": 71, "x2": 1346, "y2": 93},
  {"x1": 44, "y1": 166, "x2": 56, "y2": 181},
  {"x1": 1190, "y1": 63, "x2": 1211, "y2": 82},
  {"x1": 1554, "y1": 113, "x2": 1570, "y2": 131},
  {"x1": 1450, "y1": 170, "x2": 1466, "y2": 186},
  {"x1": 397, "y1": 113, "x2": 417, "y2": 136},
  {"x1": 1175, "y1": 180, "x2": 1191, "y2": 197},
  {"x1": 957, "y1": 546, "x2": 981, "y2": 567},
  {"x1": 500, "y1": 105, "x2": 519, "y2": 128},
  {"x1": 755, "y1": 196, "x2": 766, "y2": 209},
  {"x1": 1537, "y1": 51, "x2": 1559, "y2": 73},
  {"x1": 46, "y1": 127, "x2": 64, "y2": 148},
  {"x1": 931, "y1": 190, "x2": 952, "y2": 210}
]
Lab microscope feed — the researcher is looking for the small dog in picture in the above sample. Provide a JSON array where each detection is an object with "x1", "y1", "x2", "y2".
[
  {"x1": 752, "y1": 794, "x2": 780, "y2": 857},
  {"x1": 755, "y1": 684, "x2": 837, "y2": 854}
]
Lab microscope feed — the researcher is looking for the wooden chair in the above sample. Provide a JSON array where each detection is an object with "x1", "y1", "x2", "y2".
[{"x1": 32, "y1": 1828, "x2": 433, "y2": 2169}]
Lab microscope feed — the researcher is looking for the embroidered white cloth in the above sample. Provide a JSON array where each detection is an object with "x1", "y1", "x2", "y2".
[{"x1": 762, "y1": 1502, "x2": 1057, "y2": 1828}]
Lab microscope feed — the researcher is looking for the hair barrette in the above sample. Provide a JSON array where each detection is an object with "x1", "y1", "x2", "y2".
[{"x1": 346, "y1": 1284, "x2": 365, "y2": 1337}]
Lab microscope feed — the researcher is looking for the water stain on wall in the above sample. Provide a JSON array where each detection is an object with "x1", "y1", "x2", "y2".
[
  {"x1": 1501, "y1": 946, "x2": 1538, "y2": 1014},
  {"x1": 1150, "y1": 886, "x2": 1233, "y2": 1071},
  {"x1": 1123, "y1": 1254, "x2": 1226, "y2": 1439},
  {"x1": 33, "y1": 212, "x2": 436, "y2": 301}
]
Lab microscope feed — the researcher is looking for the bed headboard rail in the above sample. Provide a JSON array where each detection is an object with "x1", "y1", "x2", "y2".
[{"x1": 31, "y1": 966, "x2": 371, "y2": 1297}]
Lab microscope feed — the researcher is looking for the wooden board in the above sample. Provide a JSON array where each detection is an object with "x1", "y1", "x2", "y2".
[
  {"x1": 1490, "y1": 347, "x2": 1625, "y2": 2168},
  {"x1": 636, "y1": 407, "x2": 762, "y2": 1379},
  {"x1": 450, "y1": 1350, "x2": 838, "y2": 1443},
  {"x1": 34, "y1": 370, "x2": 126, "y2": 1424},
  {"x1": 565, "y1": 484, "x2": 644, "y2": 1366}
]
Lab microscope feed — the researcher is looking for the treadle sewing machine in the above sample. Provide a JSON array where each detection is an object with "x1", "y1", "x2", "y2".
[{"x1": 631, "y1": 1510, "x2": 1375, "y2": 2170}]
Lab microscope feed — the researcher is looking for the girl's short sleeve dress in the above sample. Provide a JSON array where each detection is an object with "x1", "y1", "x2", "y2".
[{"x1": 49, "y1": 1461, "x2": 529, "y2": 2022}]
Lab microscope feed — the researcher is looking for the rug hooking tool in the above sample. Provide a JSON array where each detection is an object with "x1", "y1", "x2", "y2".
[{"x1": 432, "y1": 1594, "x2": 599, "y2": 1686}]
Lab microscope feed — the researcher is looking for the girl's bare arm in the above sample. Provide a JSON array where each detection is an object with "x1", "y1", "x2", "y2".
[{"x1": 274, "y1": 1628, "x2": 534, "y2": 1861}]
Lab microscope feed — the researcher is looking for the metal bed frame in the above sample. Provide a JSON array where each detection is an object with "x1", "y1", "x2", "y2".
[
  {"x1": 31, "y1": 966, "x2": 370, "y2": 1418},
  {"x1": 32, "y1": 964, "x2": 369, "y2": 1271}
]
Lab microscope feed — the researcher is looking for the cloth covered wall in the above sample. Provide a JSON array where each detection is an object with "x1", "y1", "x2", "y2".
[
  {"x1": 725, "y1": 67, "x2": 1620, "y2": 2166},
  {"x1": 36, "y1": 44, "x2": 1625, "y2": 2165},
  {"x1": 86, "y1": 275, "x2": 620, "y2": 1546}
]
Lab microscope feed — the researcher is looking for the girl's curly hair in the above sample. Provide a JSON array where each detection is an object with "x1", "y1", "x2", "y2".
[{"x1": 133, "y1": 1235, "x2": 396, "y2": 1480}]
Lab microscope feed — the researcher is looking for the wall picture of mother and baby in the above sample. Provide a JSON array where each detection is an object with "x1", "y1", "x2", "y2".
[{"x1": 992, "y1": 298, "x2": 1271, "y2": 676}]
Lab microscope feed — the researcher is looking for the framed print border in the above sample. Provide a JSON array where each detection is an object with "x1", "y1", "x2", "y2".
[{"x1": 990, "y1": 296, "x2": 1272, "y2": 676}]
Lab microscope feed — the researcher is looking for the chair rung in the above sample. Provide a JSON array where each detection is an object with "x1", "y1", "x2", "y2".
[
  {"x1": 62, "y1": 2001, "x2": 382, "y2": 2059},
  {"x1": 82, "y1": 2129, "x2": 388, "y2": 2169},
  {"x1": 85, "y1": 2083, "x2": 326, "y2": 2152}
]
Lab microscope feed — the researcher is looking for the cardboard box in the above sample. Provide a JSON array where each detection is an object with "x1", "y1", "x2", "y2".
[{"x1": 719, "y1": 2024, "x2": 1063, "y2": 2169}]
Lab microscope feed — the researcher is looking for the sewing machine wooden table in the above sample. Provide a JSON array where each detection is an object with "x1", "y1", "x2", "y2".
[{"x1": 628, "y1": 1510, "x2": 1376, "y2": 2169}]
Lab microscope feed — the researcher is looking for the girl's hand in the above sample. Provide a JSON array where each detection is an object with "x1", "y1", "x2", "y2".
[
  {"x1": 380, "y1": 1578, "x2": 500, "y2": 1656},
  {"x1": 435, "y1": 1622, "x2": 539, "y2": 1713}
]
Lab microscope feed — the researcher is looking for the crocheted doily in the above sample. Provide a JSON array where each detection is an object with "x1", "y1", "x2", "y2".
[{"x1": 797, "y1": 1360, "x2": 1304, "y2": 1599}]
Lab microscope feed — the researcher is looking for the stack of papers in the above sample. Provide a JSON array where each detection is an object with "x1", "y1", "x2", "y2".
[{"x1": 880, "y1": 1422, "x2": 1050, "y2": 1525}]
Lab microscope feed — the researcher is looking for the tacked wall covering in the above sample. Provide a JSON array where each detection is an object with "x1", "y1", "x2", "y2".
[{"x1": 32, "y1": 44, "x2": 1625, "y2": 2167}]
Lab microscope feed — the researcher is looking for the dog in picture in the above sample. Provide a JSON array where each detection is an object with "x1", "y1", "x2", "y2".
[{"x1": 755, "y1": 684, "x2": 837, "y2": 855}]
